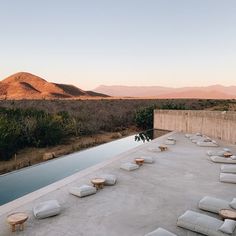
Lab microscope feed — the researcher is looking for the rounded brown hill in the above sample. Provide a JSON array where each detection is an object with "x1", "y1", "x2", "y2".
[{"x1": 0, "y1": 72, "x2": 108, "y2": 99}]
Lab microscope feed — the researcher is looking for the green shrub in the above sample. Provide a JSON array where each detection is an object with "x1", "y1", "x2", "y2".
[
  {"x1": 135, "y1": 105, "x2": 155, "y2": 129},
  {"x1": 32, "y1": 115, "x2": 64, "y2": 147},
  {"x1": 0, "y1": 116, "x2": 20, "y2": 160}
]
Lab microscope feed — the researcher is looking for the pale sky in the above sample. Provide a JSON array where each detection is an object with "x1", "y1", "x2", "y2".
[{"x1": 0, "y1": 0, "x2": 235, "y2": 90}]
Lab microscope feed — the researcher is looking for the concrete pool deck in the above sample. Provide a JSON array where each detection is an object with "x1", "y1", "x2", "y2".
[{"x1": 0, "y1": 131, "x2": 236, "y2": 236}]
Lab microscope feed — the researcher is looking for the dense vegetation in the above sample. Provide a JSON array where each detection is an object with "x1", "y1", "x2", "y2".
[
  {"x1": 0, "y1": 109, "x2": 74, "y2": 160},
  {"x1": 0, "y1": 99, "x2": 235, "y2": 161}
]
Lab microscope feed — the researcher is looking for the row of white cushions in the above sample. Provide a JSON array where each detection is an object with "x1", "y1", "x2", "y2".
[{"x1": 70, "y1": 174, "x2": 117, "y2": 197}]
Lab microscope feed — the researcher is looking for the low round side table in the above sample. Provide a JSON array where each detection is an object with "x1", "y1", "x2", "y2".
[
  {"x1": 224, "y1": 152, "x2": 233, "y2": 158},
  {"x1": 219, "y1": 209, "x2": 236, "y2": 220},
  {"x1": 159, "y1": 145, "x2": 168, "y2": 151},
  {"x1": 91, "y1": 178, "x2": 105, "y2": 190},
  {"x1": 135, "y1": 158, "x2": 144, "y2": 166},
  {"x1": 7, "y1": 212, "x2": 28, "y2": 232}
]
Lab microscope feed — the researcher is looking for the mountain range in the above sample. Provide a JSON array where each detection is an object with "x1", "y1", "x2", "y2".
[
  {"x1": 0, "y1": 72, "x2": 235, "y2": 99},
  {"x1": 0, "y1": 72, "x2": 108, "y2": 99},
  {"x1": 94, "y1": 85, "x2": 236, "y2": 99}
]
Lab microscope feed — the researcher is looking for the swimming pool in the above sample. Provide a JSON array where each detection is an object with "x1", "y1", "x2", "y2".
[{"x1": 0, "y1": 129, "x2": 165, "y2": 205}]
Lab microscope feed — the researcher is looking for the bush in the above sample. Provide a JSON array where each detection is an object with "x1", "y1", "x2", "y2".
[
  {"x1": 0, "y1": 116, "x2": 20, "y2": 160},
  {"x1": 32, "y1": 116, "x2": 64, "y2": 147},
  {"x1": 0, "y1": 108, "x2": 70, "y2": 160},
  {"x1": 135, "y1": 105, "x2": 155, "y2": 129}
]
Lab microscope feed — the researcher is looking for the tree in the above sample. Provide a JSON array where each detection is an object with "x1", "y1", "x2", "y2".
[{"x1": 135, "y1": 105, "x2": 155, "y2": 129}]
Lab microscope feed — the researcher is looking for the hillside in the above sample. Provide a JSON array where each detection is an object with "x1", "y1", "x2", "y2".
[
  {"x1": 94, "y1": 85, "x2": 236, "y2": 99},
  {"x1": 0, "y1": 72, "x2": 108, "y2": 99}
]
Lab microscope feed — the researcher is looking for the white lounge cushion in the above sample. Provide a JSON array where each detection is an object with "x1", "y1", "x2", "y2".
[
  {"x1": 167, "y1": 137, "x2": 176, "y2": 141},
  {"x1": 219, "y1": 219, "x2": 236, "y2": 234},
  {"x1": 199, "y1": 196, "x2": 231, "y2": 213},
  {"x1": 230, "y1": 199, "x2": 236, "y2": 210},
  {"x1": 207, "y1": 150, "x2": 225, "y2": 157},
  {"x1": 189, "y1": 135, "x2": 201, "y2": 141},
  {"x1": 120, "y1": 162, "x2": 139, "y2": 171},
  {"x1": 231, "y1": 156, "x2": 236, "y2": 160},
  {"x1": 69, "y1": 185, "x2": 96, "y2": 197},
  {"x1": 196, "y1": 137, "x2": 213, "y2": 143},
  {"x1": 185, "y1": 134, "x2": 191, "y2": 138},
  {"x1": 220, "y1": 173, "x2": 236, "y2": 184},
  {"x1": 100, "y1": 174, "x2": 117, "y2": 185},
  {"x1": 192, "y1": 139, "x2": 199, "y2": 143},
  {"x1": 145, "y1": 227, "x2": 177, "y2": 236},
  {"x1": 221, "y1": 165, "x2": 236, "y2": 174},
  {"x1": 189, "y1": 133, "x2": 202, "y2": 140},
  {"x1": 223, "y1": 148, "x2": 231, "y2": 152},
  {"x1": 148, "y1": 147, "x2": 160, "y2": 152},
  {"x1": 142, "y1": 156, "x2": 154, "y2": 164},
  {"x1": 165, "y1": 140, "x2": 176, "y2": 145},
  {"x1": 197, "y1": 141, "x2": 218, "y2": 147},
  {"x1": 190, "y1": 135, "x2": 202, "y2": 141},
  {"x1": 177, "y1": 210, "x2": 227, "y2": 236},
  {"x1": 210, "y1": 156, "x2": 236, "y2": 164},
  {"x1": 33, "y1": 200, "x2": 61, "y2": 219}
]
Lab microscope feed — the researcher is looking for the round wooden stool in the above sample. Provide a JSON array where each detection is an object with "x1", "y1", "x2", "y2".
[
  {"x1": 159, "y1": 145, "x2": 168, "y2": 151},
  {"x1": 91, "y1": 178, "x2": 105, "y2": 190},
  {"x1": 219, "y1": 209, "x2": 236, "y2": 220},
  {"x1": 224, "y1": 152, "x2": 233, "y2": 158},
  {"x1": 7, "y1": 212, "x2": 28, "y2": 232},
  {"x1": 135, "y1": 158, "x2": 144, "y2": 166}
]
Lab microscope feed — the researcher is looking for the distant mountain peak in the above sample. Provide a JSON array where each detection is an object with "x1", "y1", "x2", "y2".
[
  {"x1": 0, "y1": 72, "x2": 108, "y2": 100},
  {"x1": 3, "y1": 72, "x2": 47, "y2": 83}
]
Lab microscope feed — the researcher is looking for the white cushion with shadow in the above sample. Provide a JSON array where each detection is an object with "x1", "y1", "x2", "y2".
[
  {"x1": 189, "y1": 134, "x2": 202, "y2": 140},
  {"x1": 167, "y1": 137, "x2": 176, "y2": 141},
  {"x1": 69, "y1": 185, "x2": 96, "y2": 197},
  {"x1": 177, "y1": 210, "x2": 230, "y2": 236},
  {"x1": 33, "y1": 200, "x2": 61, "y2": 219},
  {"x1": 148, "y1": 147, "x2": 160, "y2": 152},
  {"x1": 165, "y1": 139, "x2": 176, "y2": 145},
  {"x1": 197, "y1": 141, "x2": 218, "y2": 147},
  {"x1": 220, "y1": 173, "x2": 236, "y2": 184},
  {"x1": 145, "y1": 227, "x2": 177, "y2": 236},
  {"x1": 120, "y1": 162, "x2": 139, "y2": 171},
  {"x1": 199, "y1": 196, "x2": 232, "y2": 213},
  {"x1": 221, "y1": 164, "x2": 236, "y2": 174},
  {"x1": 141, "y1": 156, "x2": 154, "y2": 164},
  {"x1": 100, "y1": 174, "x2": 117, "y2": 185},
  {"x1": 223, "y1": 148, "x2": 231, "y2": 152},
  {"x1": 210, "y1": 156, "x2": 236, "y2": 164},
  {"x1": 207, "y1": 150, "x2": 225, "y2": 157},
  {"x1": 192, "y1": 139, "x2": 199, "y2": 143},
  {"x1": 219, "y1": 219, "x2": 236, "y2": 234},
  {"x1": 185, "y1": 134, "x2": 192, "y2": 138},
  {"x1": 230, "y1": 198, "x2": 236, "y2": 210}
]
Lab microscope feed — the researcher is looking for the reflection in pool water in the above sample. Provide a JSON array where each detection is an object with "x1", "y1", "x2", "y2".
[
  {"x1": 135, "y1": 129, "x2": 169, "y2": 143},
  {"x1": 135, "y1": 129, "x2": 153, "y2": 142}
]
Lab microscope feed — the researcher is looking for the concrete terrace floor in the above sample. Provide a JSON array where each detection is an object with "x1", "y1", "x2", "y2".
[{"x1": 1, "y1": 132, "x2": 236, "y2": 236}]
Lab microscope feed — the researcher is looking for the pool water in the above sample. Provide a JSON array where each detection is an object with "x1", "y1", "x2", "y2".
[{"x1": 0, "y1": 129, "x2": 164, "y2": 205}]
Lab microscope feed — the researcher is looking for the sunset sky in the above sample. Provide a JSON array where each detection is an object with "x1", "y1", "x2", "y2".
[{"x1": 0, "y1": 0, "x2": 235, "y2": 90}]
